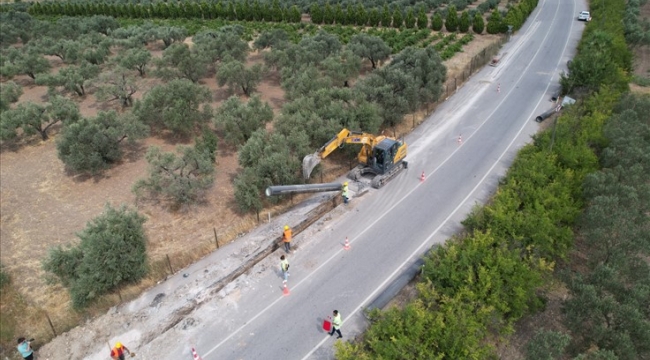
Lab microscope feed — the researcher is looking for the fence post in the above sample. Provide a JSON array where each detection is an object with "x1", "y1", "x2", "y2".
[
  {"x1": 166, "y1": 254, "x2": 174, "y2": 274},
  {"x1": 213, "y1": 227, "x2": 219, "y2": 249},
  {"x1": 45, "y1": 311, "x2": 57, "y2": 337}
]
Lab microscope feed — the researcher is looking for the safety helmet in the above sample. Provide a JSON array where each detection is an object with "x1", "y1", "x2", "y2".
[
  {"x1": 284, "y1": 225, "x2": 289, "y2": 230},
  {"x1": 115, "y1": 342, "x2": 122, "y2": 348},
  {"x1": 343, "y1": 182, "x2": 348, "y2": 186}
]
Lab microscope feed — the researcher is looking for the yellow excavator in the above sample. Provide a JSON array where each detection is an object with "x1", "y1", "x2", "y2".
[{"x1": 302, "y1": 129, "x2": 408, "y2": 189}]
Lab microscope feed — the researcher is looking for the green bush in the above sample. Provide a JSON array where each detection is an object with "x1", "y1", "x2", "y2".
[{"x1": 42, "y1": 204, "x2": 148, "y2": 309}]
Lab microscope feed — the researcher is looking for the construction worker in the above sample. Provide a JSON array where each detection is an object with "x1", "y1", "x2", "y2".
[
  {"x1": 282, "y1": 225, "x2": 292, "y2": 253},
  {"x1": 110, "y1": 341, "x2": 132, "y2": 360},
  {"x1": 342, "y1": 182, "x2": 349, "y2": 204},
  {"x1": 16, "y1": 337, "x2": 34, "y2": 360},
  {"x1": 280, "y1": 255, "x2": 290, "y2": 283},
  {"x1": 328, "y1": 310, "x2": 343, "y2": 339}
]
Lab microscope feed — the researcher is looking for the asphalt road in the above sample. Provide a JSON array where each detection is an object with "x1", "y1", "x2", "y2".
[{"x1": 167, "y1": 1, "x2": 586, "y2": 359}]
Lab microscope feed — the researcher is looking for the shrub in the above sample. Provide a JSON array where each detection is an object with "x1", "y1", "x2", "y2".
[{"x1": 42, "y1": 204, "x2": 148, "y2": 309}]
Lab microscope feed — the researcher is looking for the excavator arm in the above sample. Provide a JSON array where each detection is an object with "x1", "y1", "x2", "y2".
[{"x1": 302, "y1": 128, "x2": 381, "y2": 179}]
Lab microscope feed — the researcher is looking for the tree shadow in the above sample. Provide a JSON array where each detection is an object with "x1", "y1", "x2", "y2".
[
  {"x1": 121, "y1": 141, "x2": 147, "y2": 163},
  {"x1": 149, "y1": 128, "x2": 195, "y2": 146},
  {"x1": 65, "y1": 167, "x2": 109, "y2": 184},
  {"x1": 212, "y1": 86, "x2": 233, "y2": 102}
]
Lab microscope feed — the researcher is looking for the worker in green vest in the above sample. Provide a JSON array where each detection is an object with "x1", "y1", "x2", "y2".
[
  {"x1": 342, "y1": 182, "x2": 349, "y2": 204},
  {"x1": 328, "y1": 310, "x2": 342, "y2": 339},
  {"x1": 280, "y1": 255, "x2": 290, "y2": 283}
]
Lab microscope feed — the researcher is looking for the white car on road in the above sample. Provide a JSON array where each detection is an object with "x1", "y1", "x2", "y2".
[{"x1": 578, "y1": 11, "x2": 591, "y2": 21}]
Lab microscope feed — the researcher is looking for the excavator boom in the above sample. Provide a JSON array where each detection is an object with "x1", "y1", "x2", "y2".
[
  {"x1": 302, "y1": 129, "x2": 380, "y2": 179},
  {"x1": 302, "y1": 128, "x2": 408, "y2": 188}
]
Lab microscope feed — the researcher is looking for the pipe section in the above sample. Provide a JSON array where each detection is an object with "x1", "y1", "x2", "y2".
[
  {"x1": 265, "y1": 182, "x2": 343, "y2": 197},
  {"x1": 535, "y1": 108, "x2": 556, "y2": 123}
]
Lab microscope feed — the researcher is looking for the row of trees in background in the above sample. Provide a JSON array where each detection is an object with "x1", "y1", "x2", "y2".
[
  {"x1": 21, "y1": 0, "x2": 511, "y2": 33},
  {"x1": 1, "y1": 0, "x2": 494, "y2": 14}
]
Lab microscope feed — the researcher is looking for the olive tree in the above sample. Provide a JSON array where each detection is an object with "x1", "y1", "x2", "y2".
[
  {"x1": 216, "y1": 60, "x2": 266, "y2": 96},
  {"x1": 253, "y1": 28, "x2": 289, "y2": 51},
  {"x1": 154, "y1": 43, "x2": 210, "y2": 83},
  {"x1": 133, "y1": 79, "x2": 212, "y2": 136},
  {"x1": 321, "y1": 49, "x2": 362, "y2": 87},
  {"x1": 133, "y1": 145, "x2": 215, "y2": 206},
  {"x1": 347, "y1": 33, "x2": 391, "y2": 69},
  {"x1": 37, "y1": 37, "x2": 83, "y2": 64},
  {"x1": 94, "y1": 67, "x2": 138, "y2": 107},
  {"x1": 0, "y1": 81, "x2": 22, "y2": 111},
  {"x1": 56, "y1": 110, "x2": 148, "y2": 174},
  {"x1": 155, "y1": 26, "x2": 187, "y2": 48},
  {"x1": 355, "y1": 66, "x2": 418, "y2": 128},
  {"x1": 42, "y1": 204, "x2": 148, "y2": 309},
  {"x1": 1, "y1": 96, "x2": 80, "y2": 141},
  {"x1": 193, "y1": 27, "x2": 250, "y2": 63},
  {"x1": 0, "y1": 47, "x2": 51, "y2": 80},
  {"x1": 234, "y1": 129, "x2": 304, "y2": 213},
  {"x1": 280, "y1": 66, "x2": 332, "y2": 101},
  {"x1": 390, "y1": 45, "x2": 447, "y2": 105},
  {"x1": 214, "y1": 95, "x2": 273, "y2": 146},
  {"x1": 118, "y1": 47, "x2": 151, "y2": 77},
  {"x1": 36, "y1": 62, "x2": 100, "y2": 96},
  {"x1": 233, "y1": 167, "x2": 264, "y2": 214}
]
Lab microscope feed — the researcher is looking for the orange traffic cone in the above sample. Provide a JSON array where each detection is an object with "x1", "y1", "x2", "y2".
[
  {"x1": 343, "y1": 237, "x2": 351, "y2": 250},
  {"x1": 191, "y1": 347, "x2": 203, "y2": 360},
  {"x1": 420, "y1": 171, "x2": 426, "y2": 182},
  {"x1": 283, "y1": 282, "x2": 290, "y2": 296}
]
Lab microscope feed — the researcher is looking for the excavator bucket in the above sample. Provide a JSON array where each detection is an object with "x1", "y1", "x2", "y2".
[{"x1": 302, "y1": 152, "x2": 321, "y2": 179}]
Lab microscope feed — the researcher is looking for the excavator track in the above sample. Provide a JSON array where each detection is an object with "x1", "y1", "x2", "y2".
[
  {"x1": 347, "y1": 161, "x2": 408, "y2": 189},
  {"x1": 371, "y1": 161, "x2": 408, "y2": 189}
]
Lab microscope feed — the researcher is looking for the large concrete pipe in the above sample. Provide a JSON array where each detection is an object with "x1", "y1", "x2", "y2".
[
  {"x1": 535, "y1": 108, "x2": 557, "y2": 123},
  {"x1": 265, "y1": 182, "x2": 343, "y2": 197}
]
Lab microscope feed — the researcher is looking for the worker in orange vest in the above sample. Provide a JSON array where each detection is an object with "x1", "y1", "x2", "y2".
[
  {"x1": 110, "y1": 342, "x2": 132, "y2": 360},
  {"x1": 282, "y1": 225, "x2": 292, "y2": 253}
]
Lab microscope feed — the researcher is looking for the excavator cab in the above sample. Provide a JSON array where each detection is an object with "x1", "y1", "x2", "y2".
[{"x1": 368, "y1": 139, "x2": 406, "y2": 175}]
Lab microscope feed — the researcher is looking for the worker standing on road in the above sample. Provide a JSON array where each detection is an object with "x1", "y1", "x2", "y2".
[
  {"x1": 280, "y1": 255, "x2": 290, "y2": 283},
  {"x1": 282, "y1": 225, "x2": 292, "y2": 253},
  {"x1": 328, "y1": 310, "x2": 343, "y2": 339},
  {"x1": 342, "y1": 182, "x2": 349, "y2": 204},
  {"x1": 110, "y1": 342, "x2": 132, "y2": 360}
]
